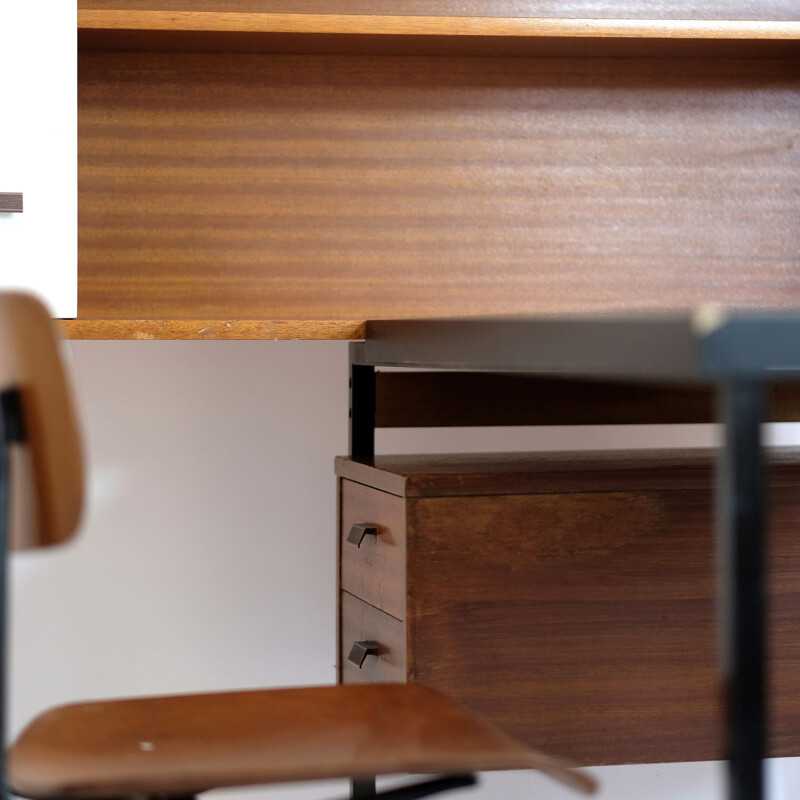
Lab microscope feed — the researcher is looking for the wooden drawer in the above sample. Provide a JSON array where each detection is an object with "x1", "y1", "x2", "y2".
[
  {"x1": 340, "y1": 479, "x2": 406, "y2": 620},
  {"x1": 340, "y1": 591, "x2": 406, "y2": 685},
  {"x1": 336, "y1": 449, "x2": 800, "y2": 767}
]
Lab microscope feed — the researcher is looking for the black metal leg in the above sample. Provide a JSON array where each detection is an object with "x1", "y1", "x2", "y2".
[
  {"x1": 349, "y1": 342, "x2": 376, "y2": 460},
  {"x1": 0, "y1": 410, "x2": 8, "y2": 800},
  {"x1": 348, "y1": 776, "x2": 476, "y2": 800},
  {"x1": 0, "y1": 390, "x2": 26, "y2": 800},
  {"x1": 719, "y1": 380, "x2": 767, "y2": 800},
  {"x1": 351, "y1": 778, "x2": 377, "y2": 799}
]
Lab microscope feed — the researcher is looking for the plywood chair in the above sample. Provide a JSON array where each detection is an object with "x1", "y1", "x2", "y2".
[{"x1": 0, "y1": 293, "x2": 595, "y2": 800}]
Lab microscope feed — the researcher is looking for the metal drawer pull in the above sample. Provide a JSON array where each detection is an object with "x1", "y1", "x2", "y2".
[
  {"x1": 0, "y1": 193, "x2": 23, "y2": 213},
  {"x1": 347, "y1": 640, "x2": 380, "y2": 668},
  {"x1": 347, "y1": 522, "x2": 378, "y2": 548}
]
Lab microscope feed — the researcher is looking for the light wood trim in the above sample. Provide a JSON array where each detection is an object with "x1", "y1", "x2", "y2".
[
  {"x1": 78, "y1": 11, "x2": 800, "y2": 40},
  {"x1": 62, "y1": 320, "x2": 365, "y2": 340}
]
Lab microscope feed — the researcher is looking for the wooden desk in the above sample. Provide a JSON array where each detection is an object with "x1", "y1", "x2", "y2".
[
  {"x1": 70, "y1": 3, "x2": 799, "y2": 340},
  {"x1": 350, "y1": 312, "x2": 800, "y2": 800},
  {"x1": 336, "y1": 449, "x2": 800, "y2": 767}
]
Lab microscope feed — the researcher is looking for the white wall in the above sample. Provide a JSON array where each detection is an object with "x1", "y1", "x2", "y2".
[{"x1": 10, "y1": 341, "x2": 800, "y2": 800}]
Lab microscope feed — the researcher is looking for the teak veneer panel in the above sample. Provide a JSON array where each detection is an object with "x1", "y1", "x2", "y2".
[
  {"x1": 373, "y1": 373, "x2": 800, "y2": 429},
  {"x1": 78, "y1": 52, "x2": 800, "y2": 327},
  {"x1": 336, "y1": 451, "x2": 800, "y2": 765},
  {"x1": 341, "y1": 592, "x2": 407, "y2": 684},
  {"x1": 11, "y1": 684, "x2": 586, "y2": 798},
  {"x1": 335, "y1": 448, "x2": 800, "y2": 497},
  {"x1": 340, "y1": 480, "x2": 407, "y2": 620}
]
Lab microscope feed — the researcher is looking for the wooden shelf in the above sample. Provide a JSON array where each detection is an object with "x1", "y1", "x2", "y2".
[
  {"x1": 78, "y1": 10, "x2": 800, "y2": 56},
  {"x1": 62, "y1": 319, "x2": 366, "y2": 341},
  {"x1": 72, "y1": 6, "x2": 800, "y2": 340}
]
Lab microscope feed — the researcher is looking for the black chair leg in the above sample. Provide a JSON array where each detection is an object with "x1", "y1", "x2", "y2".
[{"x1": 348, "y1": 775, "x2": 476, "y2": 800}]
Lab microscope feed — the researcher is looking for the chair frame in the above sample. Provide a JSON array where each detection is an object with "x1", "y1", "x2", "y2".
[
  {"x1": 0, "y1": 385, "x2": 474, "y2": 800},
  {"x1": 0, "y1": 299, "x2": 593, "y2": 800},
  {"x1": 0, "y1": 388, "x2": 25, "y2": 800},
  {"x1": 0, "y1": 365, "x2": 487, "y2": 800}
]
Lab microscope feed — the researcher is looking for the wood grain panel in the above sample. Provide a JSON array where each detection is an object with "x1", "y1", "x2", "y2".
[
  {"x1": 10, "y1": 684, "x2": 595, "y2": 798},
  {"x1": 78, "y1": 26, "x2": 800, "y2": 59},
  {"x1": 340, "y1": 479, "x2": 407, "y2": 619},
  {"x1": 79, "y1": 52, "x2": 800, "y2": 323},
  {"x1": 374, "y1": 373, "x2": 800, "y2": 428},
  {"x1": 336, "y1": 449, "x2": 800, "y2": 498},
  {"x1": 77, "y1": 2, "x2": 800, "y2": 23},
  {"x1": 340, "y1": 592, "x2": 407, "y2": 684},
  {"x1": 404, "y1": 484, "x2": 800, "y2": 765}
]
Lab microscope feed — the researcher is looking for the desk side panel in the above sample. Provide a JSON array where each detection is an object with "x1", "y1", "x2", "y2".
[{"x1": 405, "y1": 483, "x2": 800, "y2": 766}]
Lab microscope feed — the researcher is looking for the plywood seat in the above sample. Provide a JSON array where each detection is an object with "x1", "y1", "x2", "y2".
[{"x1": 8, "y1": 684, "x2": 589, "y2": 799}]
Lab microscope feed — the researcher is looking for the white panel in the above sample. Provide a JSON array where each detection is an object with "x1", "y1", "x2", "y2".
[{"x1": 0, "y1": 3, "x2": 77, "y2": 318}]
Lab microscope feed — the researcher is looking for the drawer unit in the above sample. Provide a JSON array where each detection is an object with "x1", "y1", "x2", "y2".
[
  {"x1": 340, "y1": 592, "x2": 407, "y2": 685},
  {"x1": 336, "y1": 450, "x2": 800, "y2": 767},
  {"x1": 340, "y1": 479, "x2": 406, "y2": 621}
]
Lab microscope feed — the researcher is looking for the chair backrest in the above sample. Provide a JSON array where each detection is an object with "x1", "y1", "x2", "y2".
[{"x1": 0, "y1": 293, "x2": 83, "y2": 550}]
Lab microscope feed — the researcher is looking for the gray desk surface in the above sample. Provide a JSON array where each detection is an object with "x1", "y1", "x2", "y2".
[{"x1": 365, "y1": 310, "x2": 800, "y2": 381}]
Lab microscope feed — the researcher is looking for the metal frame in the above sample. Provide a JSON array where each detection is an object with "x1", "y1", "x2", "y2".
[
  {"x1": 349, "y1": 343, "x2": 376, "y2": 460},
  {"x1": 349, "y1": 775, "x2": 476, "y2": 800},
  {"x1": 349, "y1": 311, "x2": 800, "y2": 800},
  {"x1": 0, "y1": 389, "x2": 24, "y2": 800},
  {"x1": 720, "y1": 381, "x2": 767, "y2": 800}
]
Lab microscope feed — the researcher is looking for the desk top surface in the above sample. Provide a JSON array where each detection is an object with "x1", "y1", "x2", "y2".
[{"x1": 363, "y1": 309, "x2": 800, "y2": 380}]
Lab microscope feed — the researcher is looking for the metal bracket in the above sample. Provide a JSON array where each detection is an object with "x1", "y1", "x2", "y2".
[
  {"x1": 0, "y1": 194, "x2": 23, "y2": 213},
  {"x1": 344, "y1": 775, "x2": 477, "y2": 800}
]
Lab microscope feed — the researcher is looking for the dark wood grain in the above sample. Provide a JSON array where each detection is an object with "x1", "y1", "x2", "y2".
[
  {"x1": 374, "y1": 373, "x2": 800, "y2": 429},
  {"x1": 340, "y1": 592, "x2": 407, "y2": 685},
  {"x1": 335, "y1": 449, "x2": 800, "y2": 498},
  {"x1": 78, "y1": 52, "x2": 800, "y2": 326},
  {"x1": 338, "y1": 452, "x2": 800, "y2": 765},
  {"x1": 340, "y1": 479, "x2": 407, "y2": 620},
  {"x1": 376, "y1": 373, "x2": 716, "y2": 428}
]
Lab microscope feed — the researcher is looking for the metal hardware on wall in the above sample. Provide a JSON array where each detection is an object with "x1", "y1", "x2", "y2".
[{"x1": 0, "y1": 194, "x2": 23, "y2": 213}]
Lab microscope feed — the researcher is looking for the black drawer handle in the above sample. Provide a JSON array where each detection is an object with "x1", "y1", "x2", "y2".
[
  {"x1": 0, "y1": 193, "x2": 23, "y2": 213},
  {"x1": 347, "y1": 522, "x2": 378, "y2": 548},
  {"x1": 347, "y1": 640, "x2": 380, "y2": 668}
]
